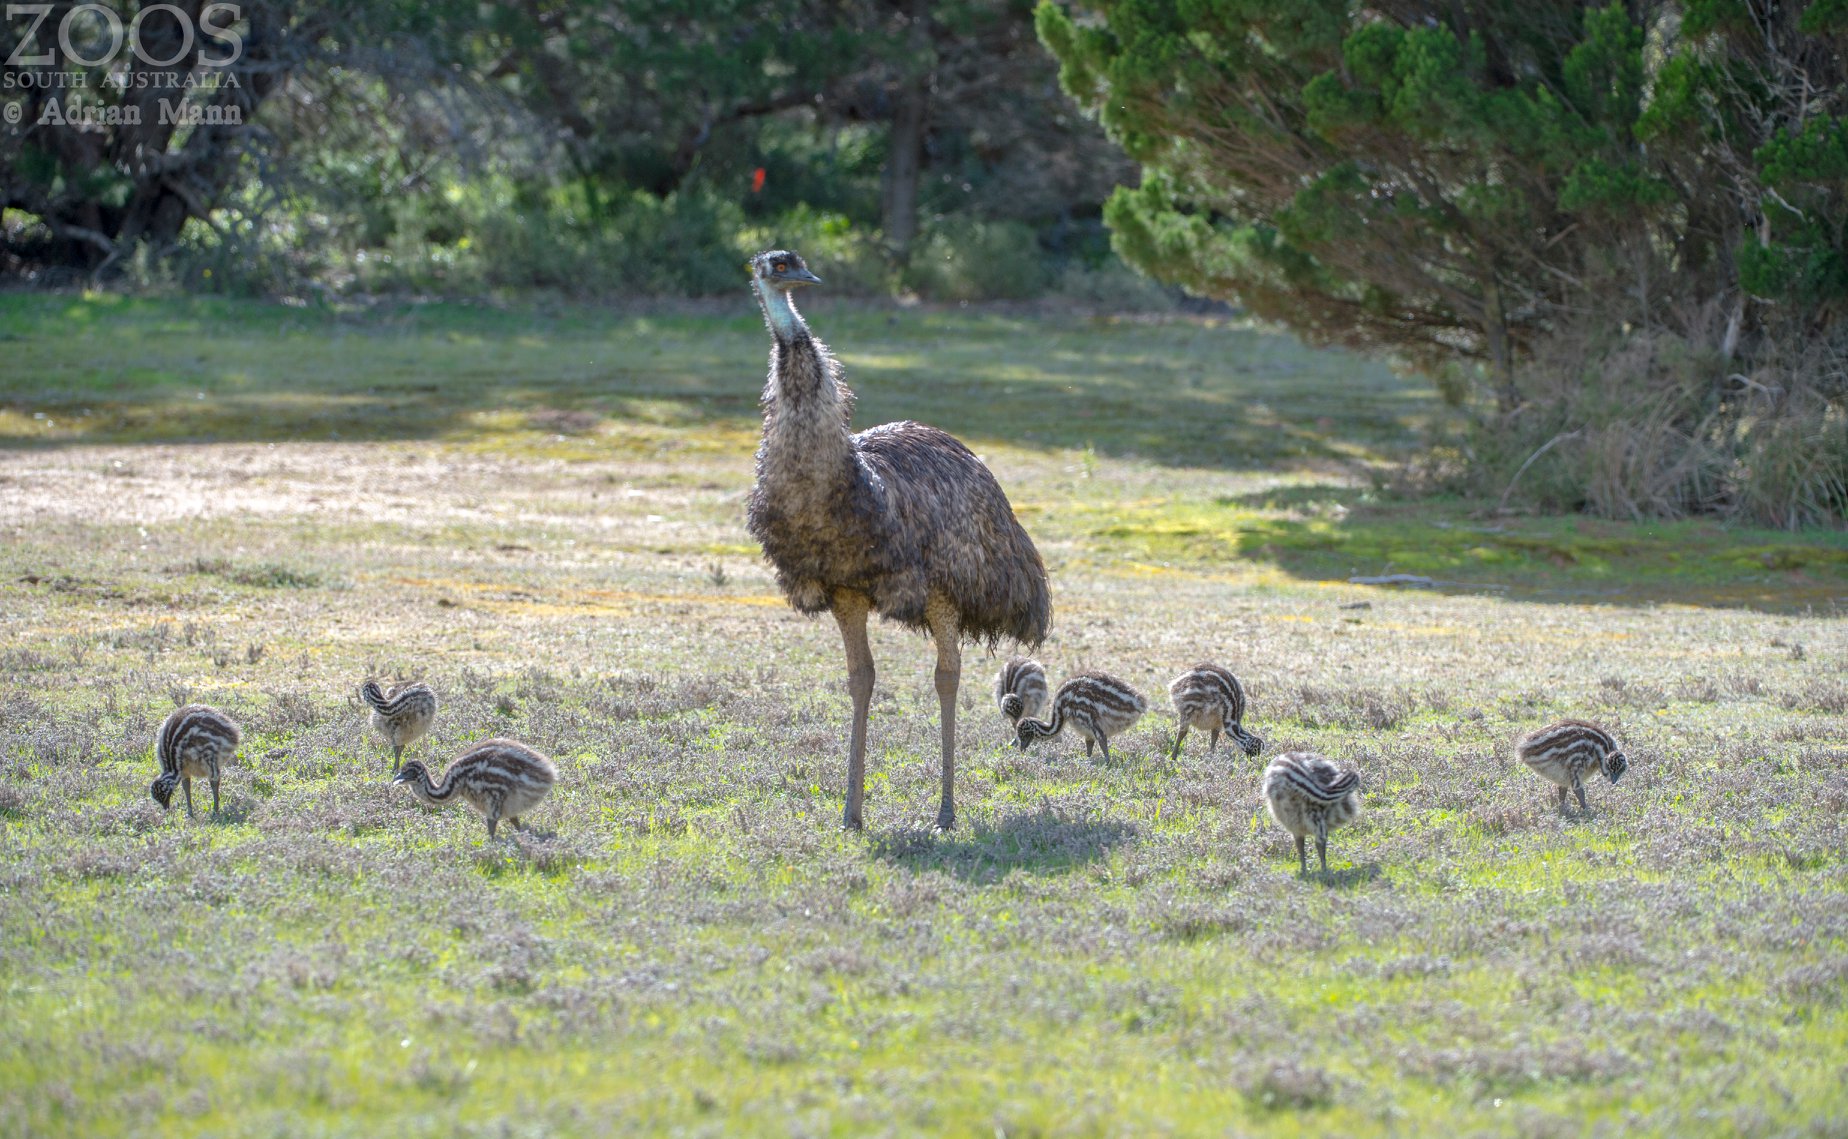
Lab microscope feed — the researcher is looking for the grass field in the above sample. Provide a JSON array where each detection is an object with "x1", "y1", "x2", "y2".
[{"x1": 2, "y1": 291, "x2": 1846, "y2": 1136}]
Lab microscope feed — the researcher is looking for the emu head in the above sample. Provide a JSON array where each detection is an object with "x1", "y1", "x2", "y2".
[
  {"x1": 1013, "y1": 718, "x2": 1052, "y2": 751},
  {"x1": 392, "y1": 760, "x2": 432, "y2": 799},
  {"x1": 1231, "y1": 725, "x2": 1264, "y2": 758},
  {"x1": 1602, "y1": 748, "x2": 1629, "y2": 785},
  {"x1": 998, "y1": 692, "x2": 1024, "y2": 721},
  {"x1": 149, "y1": 772, "x2": 177, "y2": 810},
  {"x1": 750, "y1": 250, "x2": 821, "y2": 291}
]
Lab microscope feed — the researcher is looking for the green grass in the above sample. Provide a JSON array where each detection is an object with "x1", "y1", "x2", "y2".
[{"x1": 1, "y1": 292, "x2": 1845, "y2": 1136}]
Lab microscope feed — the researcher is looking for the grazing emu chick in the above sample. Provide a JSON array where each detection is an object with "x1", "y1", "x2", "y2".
[
  {"x1": 360, "y1": 679, "x2": 438, "y2": 773},
  {"x1": 1014, "y1": 672, "x2": 1148, "y2": 762},
  {"x1": 995, "y1": 657, "x2": 1049, "y2": 725},
  {"x1": 1262, "y1": 751, "x2": 1363, "y2": 875},
  {"x1": 745, "y1": 250, "x2": 1050, "y2": 831},
  {"x1": 392, "y1": 738, "x2": 556, "y2": 840},
  {"x1": 1168, "y1": 663, "x2": 1263, "y2": 760},
  {"x1": 150, "y1": 704, "x2": 241, "y2": 818},
  {"x1": 1517, "y1": 719, "x2": 1628, "y2": 813}
]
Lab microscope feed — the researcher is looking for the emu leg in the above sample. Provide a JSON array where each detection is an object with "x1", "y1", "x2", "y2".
[
  {"x1": 1170, "y1": 726, "x2": 1188, "y2": 761},
  {"x1": 1572, "y1": 777, "x2": 1589, "y2": 813},
  {"x1": 1558, "y1": 786, "x2": 1570, "y2": 812},
  {"x1": 211, "y1": 779, "x2": 220, "y2": 817},
  {"x1": 1295, "y1": 835, "x2": 1307, "y2": 875},
  {"x1": 1315, "y1": 818, "x2": 1330, "y2": 875},
  {"x1": 834, "y1": 591, "x2": 874, "y2": 832},
  {"x1": 927, "y1": 597, "x2": 961, "y2": 832},
  {"x1": 183, "y1": 777, "x2": 195, "y2": 819},
  {"x1": 393, "y1": 744, "x2": 403, "y2": 774},
  {"x1": 1208, "y1": 727, "x2": 1220, "y2": 755}
]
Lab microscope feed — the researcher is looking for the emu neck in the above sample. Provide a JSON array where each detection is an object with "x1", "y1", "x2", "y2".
[
  {"x1": 408, "y1": 768, "x2": 458, "y2": 805},
  {"x1": 755, "y1": 278, "x2": 806, "y2": 341},
  {"x1": 754, "y1": 280, "x2": 852, "y2": 465},
  {"x1": 1026, "y1": 706, "x2": 1064, "y2": 742}
]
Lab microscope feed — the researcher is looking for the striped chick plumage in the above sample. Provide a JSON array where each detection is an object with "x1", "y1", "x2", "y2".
[
  {"x1": 995, "y1": 657, "x2": 1049, "y2": 726},
  {"x1": 1262, "y1": 751, "x2": 1363, "y2": 875},
  {"x1": 392, "y1": 738, "x2": 556, "y2": 839},
  {"x1": 360, "y1": 679, "x2": 438, "y2": 773},
  {"x1": 1168, "y1": 662, "x2": 1263, "y2": 759},
  {"x1": 150, "y1": 704, "x2": 241, "y2": 818},
  {"x1": 1516, "y1": 719, "x2": 1628, "y2": 812},
  {"x1": 1015, "y1": 671, "x2": 1147, "y2": 762}
]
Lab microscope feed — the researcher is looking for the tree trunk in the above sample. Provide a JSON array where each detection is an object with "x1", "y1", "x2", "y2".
[
  {"x1": 1482, "y1": 274, "x2": 1517, "y2": 414},
  {"x1": 881, "y1": 0, "x2": 931, "y2": 263}
]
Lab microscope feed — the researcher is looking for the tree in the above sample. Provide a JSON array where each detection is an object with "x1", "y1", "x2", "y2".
[
  {"x1": 0, "y1": 0, "x2": 481, "y2": 275},
  {"x1": 1037, "y1": 0, "x2": 1846, "y2": 521}
]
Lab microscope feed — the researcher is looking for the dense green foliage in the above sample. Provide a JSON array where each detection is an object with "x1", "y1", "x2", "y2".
[
  {"x1": 0, "y1": 1, "x2": 1133, "y2": 299},
  {"x1": 1038, "y1": 0, "x2": 1848, "y2": 524}
]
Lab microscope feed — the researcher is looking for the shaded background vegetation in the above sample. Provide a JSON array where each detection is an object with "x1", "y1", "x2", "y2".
[
  {"x1": 1039, "y1": 0, "x2": 1848, "y2": 526},
  {"x1": 1, "y1": 0, "x2": 1844, "y2": 525}
]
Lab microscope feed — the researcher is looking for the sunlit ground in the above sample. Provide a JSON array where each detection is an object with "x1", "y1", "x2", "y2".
[{"x1": 1, "y1": 293, "x2": 1844, "y2": 1135}]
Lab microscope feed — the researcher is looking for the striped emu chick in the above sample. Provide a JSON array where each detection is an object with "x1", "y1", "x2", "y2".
[
  {"x1": 995, "y1": 657, "x2": 1049, "y2": 725},
  {"x1": 1015, "y1": 672, "x2": 1148, "y2": 762},
  {"x1": 1517, "y1": 719, "x2": 1628, "y2": 812},
  {"x1": 1168, "y1": 663, "x2": 1263, "y2": 760},
  {"x1": 149, "y1": 704, "x2": 241, "y2": 818},
  {"x1": 392, "y1": 738, "x2": 556, "y2": 840},
  {"x1": 360, "y1": 679, "x2": 438, "y2": 773},
  {"x1": 1262, "y1": 751, "x2": 1363, "y2": 875}
]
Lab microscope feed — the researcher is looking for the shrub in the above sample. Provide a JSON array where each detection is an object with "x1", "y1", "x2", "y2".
[{"x1": 903, "y1": 218, "x2": 1051, "y2": 301}]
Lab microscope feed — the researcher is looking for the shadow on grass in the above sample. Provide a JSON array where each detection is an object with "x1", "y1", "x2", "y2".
[
  {"x1": 1094, "y1": 482, "x2": 1848, "y2": 614},
  {"x1": 0, "y1": 293, "x2": 1421, "y2": 472},
  {"x1": 1303, "y1": 863, "x2": 1383, "y2": 890},
  {"x1": 868, "y1": 803, "x2": 1137, "y2": 883}
]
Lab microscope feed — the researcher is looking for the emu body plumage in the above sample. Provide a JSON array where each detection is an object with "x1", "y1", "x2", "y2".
[
  {"x1": 1517, "y1": 719, "x2": 1627, "y2": 812},
  {"x1": 995, "y1": 657, "x2": 1049, "y2": 725},
  {"x1": 1014, "y1": 671, "x2": 1148, "y2": 762},
  {"x1": 150, "y1": 704, "x2": 241, "y2": 818},
  {"x1": 1262, "y1": 751, "x2": 1363, "y2": 875},
  {"x1": 1168, "y1": 662, "x2": 1263, "y2": 759},
  {"x1": 360, "y1": 679, "x2": 437, "y2": 773},
  {"x1": 392, "y1": 738, "x2": 556, "y2": 840},
  {"x1": 745, "y1": 250, "x2": 1049, "y2": 830}
]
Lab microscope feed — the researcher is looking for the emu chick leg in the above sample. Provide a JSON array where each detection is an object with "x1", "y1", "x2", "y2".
[{"x1": 834, "y1": 590, "x2": 875, "y2": 831}]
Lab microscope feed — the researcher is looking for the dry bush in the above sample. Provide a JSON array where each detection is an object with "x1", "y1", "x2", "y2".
[{"x1": 1475, "y1": 318, "x2": 1847, "y2": 526}]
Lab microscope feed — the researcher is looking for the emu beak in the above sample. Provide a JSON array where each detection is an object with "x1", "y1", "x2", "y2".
[{"x1": 789, "y1": 267, "x2": 822, "y2": 286}]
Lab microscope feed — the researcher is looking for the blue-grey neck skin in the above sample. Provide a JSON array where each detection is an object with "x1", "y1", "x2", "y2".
[
  {"x1": 754, "y1": 277, "x2": 806, "y2": 342},
  {"x1": 754, "y1": 276, "x2": 852, "y2": 470}
]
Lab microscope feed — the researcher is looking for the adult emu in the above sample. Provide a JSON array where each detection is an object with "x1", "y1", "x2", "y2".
[{"x1": 745, "y1": 250, "x2": 1050, "y2": 831}]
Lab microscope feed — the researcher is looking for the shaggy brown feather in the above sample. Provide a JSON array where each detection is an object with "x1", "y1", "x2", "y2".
[{"x1": 745, "y1": 265, "x2": 1048, "y2": 647}]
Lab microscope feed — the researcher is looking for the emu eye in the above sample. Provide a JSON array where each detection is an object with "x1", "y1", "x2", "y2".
[{"x1": 774, "y1": 262, "x2": 788, "y2": 273}]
